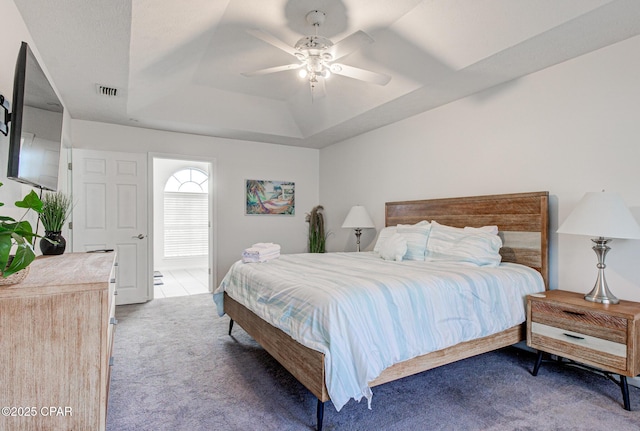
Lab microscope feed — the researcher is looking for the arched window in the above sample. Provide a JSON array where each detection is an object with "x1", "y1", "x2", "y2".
[
  {"x1": 164, "y1": 168, "x2": 208, "y2": 193},
  {"x1": 163, "y1": 168, "x2": 209, "y2": 257}
]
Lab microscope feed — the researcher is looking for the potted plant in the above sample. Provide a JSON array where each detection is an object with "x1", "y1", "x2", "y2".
[
  {"x1": 0, "y1": 182, "x2": 43, "y2": 279},
  {"x1": 39, "y1": 191, "x2": 72, "y2": 255},
  {"x1": 305, "y1": 205, "x2": 327, "y2": 253}
]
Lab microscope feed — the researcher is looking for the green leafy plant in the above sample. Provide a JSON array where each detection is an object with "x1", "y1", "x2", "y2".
[
  {"x1": 305, "y1": 205, "x2": 326, "y2": 253},
  {"x1": 40, "y1": 191, "x2": 72, "y2": 232},
  {"x1": 0, "y1": 182, "x2": 43, "y2": 277}
]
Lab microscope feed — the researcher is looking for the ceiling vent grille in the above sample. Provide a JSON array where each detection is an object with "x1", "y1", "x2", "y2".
[{"x1": 96, "y1": 84, "x2": 119, "y2": 97}]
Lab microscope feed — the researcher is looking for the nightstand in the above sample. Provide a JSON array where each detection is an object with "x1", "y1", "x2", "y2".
[{"x1": 527, "y1": 289, "x2": 640, "y2": 410}]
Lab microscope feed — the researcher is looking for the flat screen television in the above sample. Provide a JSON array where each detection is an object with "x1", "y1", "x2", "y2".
[{"x1": 7, "y1": 42, "x2": 63, "y2": 191}]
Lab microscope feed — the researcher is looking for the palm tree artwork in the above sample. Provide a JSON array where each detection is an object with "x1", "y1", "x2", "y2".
[{"x1": 246, "y1": 180, "x2": 295, "y2": 215}]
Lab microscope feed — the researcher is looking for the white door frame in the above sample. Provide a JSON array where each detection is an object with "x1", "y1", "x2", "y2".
[{"x1": 148, "y1": 152, "x2": 217, "y2": 298}]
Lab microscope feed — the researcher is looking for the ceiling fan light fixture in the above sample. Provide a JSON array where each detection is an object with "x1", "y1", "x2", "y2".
[
  {"x1": 307, "y1": 57, "x2": 321, "y2": 72},
  {"x1": 243, "y1": 8, "x2": 391, "y2": 97}
]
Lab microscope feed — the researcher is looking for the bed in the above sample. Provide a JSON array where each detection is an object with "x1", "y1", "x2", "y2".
[{"x1": 215, "y1": 191, "x2": 549, "y2": 430}]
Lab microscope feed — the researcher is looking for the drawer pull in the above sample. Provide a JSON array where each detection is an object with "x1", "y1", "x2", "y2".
[
  {"x1": 563, "y1": 310, "x2": 585, "y2": 317},
  {"x1": 110, "y1": 317, "x2": 118, "y2": 325},
  {"x1": 563, "y1": 333, "x2": 585, "y2": 340},
  {"x1": 110, "y1": 278, "x2": 116, "y2": 284}
]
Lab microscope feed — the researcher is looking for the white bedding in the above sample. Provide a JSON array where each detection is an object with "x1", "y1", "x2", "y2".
[{"x1": 213, "y1": 252, "x2": 545, "y2": 411}]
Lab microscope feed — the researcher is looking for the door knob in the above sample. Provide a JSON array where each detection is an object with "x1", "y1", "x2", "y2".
[{"x1": 132, "y1": 234, "x2": 146, "y2": 239}]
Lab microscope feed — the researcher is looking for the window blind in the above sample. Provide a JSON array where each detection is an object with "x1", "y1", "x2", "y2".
[{"x1": 164, "y1": 192, "x2": 208, "y2": 257}]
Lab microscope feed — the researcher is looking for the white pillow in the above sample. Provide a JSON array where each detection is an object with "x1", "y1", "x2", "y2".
[
  {"x1": 464, "y1": 225, "x2": 499, "y2": 235},
  {"x1": 424, "y1": 221, "x2": 502, "y2": 266},
  {"x1": 379, "y1": 233, "x2": 407, "y2": 261},
  {"x1": 373, "y1": 226, "x2": 397, "y2": 254},
  {"x1": 396, "y1": 222, "x2": 431, "y2": 261}
]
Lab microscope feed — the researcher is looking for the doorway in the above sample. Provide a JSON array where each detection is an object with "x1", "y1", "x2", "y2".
[{"x1": 151, "y1": 156, "x2": 215, "y2": 299}]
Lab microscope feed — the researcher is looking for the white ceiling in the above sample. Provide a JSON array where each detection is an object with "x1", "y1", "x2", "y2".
[{"x1": 12, "y1": 0, "x2": 640, "y2": 149}]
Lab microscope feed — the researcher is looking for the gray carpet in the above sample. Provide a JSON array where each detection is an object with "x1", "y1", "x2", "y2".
[{"x1": 107, "y1": 294, "x2": 640, "y2": 431}]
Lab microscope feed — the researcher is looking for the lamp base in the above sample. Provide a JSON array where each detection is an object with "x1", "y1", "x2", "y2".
[
  {"x1": 584, "y1": 288, "x2": 619, "y2": 304},
  {"x1": 354, "y1": 228, "x2": 362, "y2": 252},
  {"x1": 584, "y1": 237, "x2": 619, "y2": 305}
]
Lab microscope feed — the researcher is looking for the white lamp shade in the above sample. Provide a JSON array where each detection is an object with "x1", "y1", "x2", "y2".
[
  {"x1": 341, "y1": 205, "x2": 375, "y2": 229},
  {"x1": 557, "y1": 191, "x2": 640, "y2": 239}
]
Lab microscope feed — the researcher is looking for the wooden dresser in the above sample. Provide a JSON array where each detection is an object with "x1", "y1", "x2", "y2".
[{"x1": 0, "y1": 252, "x2": 117, "y2": 431}]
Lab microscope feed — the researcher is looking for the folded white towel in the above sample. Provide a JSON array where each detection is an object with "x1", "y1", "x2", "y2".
[
  {"x1": 251, "y1": 242, "x2": 281, "y2": 251},
  {"x1": 242, "y1": 242, "x2": 281, "y2": 263}
]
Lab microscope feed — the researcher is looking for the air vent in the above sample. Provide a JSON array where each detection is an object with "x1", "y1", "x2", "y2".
[{"x1": 96, "y1": 84, "x2": 119, "y2": 97}]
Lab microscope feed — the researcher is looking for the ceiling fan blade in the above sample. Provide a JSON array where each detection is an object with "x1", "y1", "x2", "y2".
[
  {"x1": 246, "y1": 28, "x2": 298, "y2": 57},
  {"x1": 329, "y1": 31, "x2": 374, "y2": 61},
  {"x1": 330, "y1": 64, "x2": 391, "y2": 86},
  {"x1": 242, "y1": 63, "x2": 302, "y2": 77}
]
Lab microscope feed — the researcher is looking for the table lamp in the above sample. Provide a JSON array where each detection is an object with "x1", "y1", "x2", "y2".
[
  {"x1": 342, "y1": 205, "x2": 375, "y2": 252},
  {"x1": 557, "y1": 191, "x2": 640, "y2": 304}
]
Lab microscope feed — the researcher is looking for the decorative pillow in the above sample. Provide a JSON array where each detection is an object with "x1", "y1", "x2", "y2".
[
  {"x1": 373, "y1": 226, "x2": 398, "y2": 254},
  {"x1": 379, "y1": 233, "x2": 407, "y2": 261},
  {"x1": 396, "y1": 222, "x2": 431, "y2": 261},
  {"x1": 424, "y1": 221, "x2": 502, "y2": 266}
]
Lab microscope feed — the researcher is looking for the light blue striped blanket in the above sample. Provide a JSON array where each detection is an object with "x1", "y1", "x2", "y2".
[{"x1": 213, "y1": 252, "x2": 545, "y2": 411}]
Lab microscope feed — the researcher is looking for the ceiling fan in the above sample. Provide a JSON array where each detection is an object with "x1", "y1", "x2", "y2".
[{"x1": 242, "y1": 10, "x2": 391, "y2": 96}]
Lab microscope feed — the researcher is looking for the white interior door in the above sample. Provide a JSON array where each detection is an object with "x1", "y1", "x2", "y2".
[{"x1": 72, "y1": 149, "x2": 149, "y2": 304}]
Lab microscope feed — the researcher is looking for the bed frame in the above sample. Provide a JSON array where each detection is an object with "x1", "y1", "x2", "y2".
[{"x1": 225, "y1": 191, "x2": 549, "y2": 430}]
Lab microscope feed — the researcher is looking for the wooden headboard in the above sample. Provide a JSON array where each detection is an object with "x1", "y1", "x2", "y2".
[{"x1": 385, "y1": 191, "x2": 549, "y2": 288}]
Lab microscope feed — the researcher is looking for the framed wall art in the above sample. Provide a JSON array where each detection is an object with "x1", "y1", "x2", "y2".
[{"x1": 245, "y1": 179, "x2": 295, "y2": 215}]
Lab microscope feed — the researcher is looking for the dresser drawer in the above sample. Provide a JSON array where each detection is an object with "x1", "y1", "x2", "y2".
[
  {"x1": 530, "y1": 300, "x2": 627, "y2": 343},
  {"x1": 106, "y1": 262, "x2": 117, "y2": 364},
  {"x1": 106, "y1": 279, "x2": 117, "y2": 356}
]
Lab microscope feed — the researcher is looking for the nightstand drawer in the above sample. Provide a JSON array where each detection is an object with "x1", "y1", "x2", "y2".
[
  {"x1": 530, "y1": 322, "x2": 627, "y2": 370},
  {"x1": 530, "y1": 300, "x2": 627, "y2": 344}
]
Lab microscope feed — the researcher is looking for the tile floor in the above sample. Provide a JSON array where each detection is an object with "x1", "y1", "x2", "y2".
[{"x1": 153, "y1": 268, "x2": 209, "y2": 298}]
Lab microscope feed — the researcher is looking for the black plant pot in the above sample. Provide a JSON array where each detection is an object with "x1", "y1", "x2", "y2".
[{"x1": 40, "y1": 231, "x2": 66, "y2": 255}]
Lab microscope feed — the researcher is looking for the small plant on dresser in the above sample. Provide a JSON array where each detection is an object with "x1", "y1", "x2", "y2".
[{"x1": 39, "y1": 191, "x2": 73, "y2": 255}]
